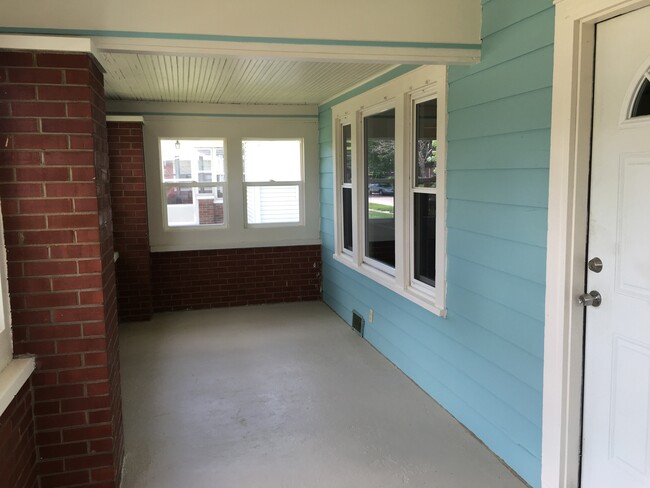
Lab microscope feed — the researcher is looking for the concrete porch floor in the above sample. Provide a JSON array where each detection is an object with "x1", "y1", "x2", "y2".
[{"x1": 119, "y1": 301, "x2": 528, "y2": 488}]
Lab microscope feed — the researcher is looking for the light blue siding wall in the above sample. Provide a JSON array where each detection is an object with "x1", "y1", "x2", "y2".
[{"x1": 318, "y1": 1, "x2": 554, "y2": 486}]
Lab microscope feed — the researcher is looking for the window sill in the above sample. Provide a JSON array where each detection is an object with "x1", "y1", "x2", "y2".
[
  {"x1": 151, "y1": 237, "x2": 322, "y2": 253},
  {"x1": 0, "y1": 356, "x2": 35, "y2": 417},
  {"x1": 332, "y1": 253, "x2": 446, "y2": 318}
]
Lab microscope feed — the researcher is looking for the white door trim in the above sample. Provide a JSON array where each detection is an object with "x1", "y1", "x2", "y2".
[{"x1": 543, "y1": 1, "x2": 650, "y2": 488}]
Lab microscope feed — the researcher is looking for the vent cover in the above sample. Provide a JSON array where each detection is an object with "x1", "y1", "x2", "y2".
[{"x1": 352, "y1": 310, "x2": 365, "y2": 337}]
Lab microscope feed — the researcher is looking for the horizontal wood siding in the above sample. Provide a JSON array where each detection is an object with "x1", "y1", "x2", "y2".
[{"x1": 318, "y1": 2, "x2": 553, "y2": 486}]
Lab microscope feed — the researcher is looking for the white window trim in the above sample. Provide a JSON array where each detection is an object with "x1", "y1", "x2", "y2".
[
  {"x1": 143, "y1": 115, "x2": 320, "y2": 252},
  {"x1": 242, "y1": 138, "x2": 306, "y2": 228},
  {"x1": 331, "y1": 66, "x2": 447, "y2": 316},
  {"x1": 0, "y1": 204, "x2": 35, "y2": 417},
  {"x1": 406, "y1": 88, "x2": 447, "y2": 309},
  {"x1": 543, "y1": 2, "x2": 650, "y2": 488}
]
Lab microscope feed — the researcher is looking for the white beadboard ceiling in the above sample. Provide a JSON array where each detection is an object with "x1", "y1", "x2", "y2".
[{"x1": 98, "y1": 52, "x2": 395, "y2": 105}]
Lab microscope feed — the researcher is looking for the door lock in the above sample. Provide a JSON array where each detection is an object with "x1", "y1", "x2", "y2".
[
  {"x1": 578, "y1": 290, "x2": 602, "y2": 307},
  {"x1": 588, "y1": 257, "x2": 603, "y2": 273}
]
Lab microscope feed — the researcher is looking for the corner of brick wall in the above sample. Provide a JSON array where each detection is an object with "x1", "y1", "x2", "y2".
[
  {"x1": 107, "y1": 121, "x2": 152, "y2": 322},
  {"x1": 0, "y1": 49, "x2": 124, "y2": 487}
]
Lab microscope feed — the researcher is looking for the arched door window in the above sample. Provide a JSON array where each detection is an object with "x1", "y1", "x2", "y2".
[{"x1": 630, "y1": 74, "x2": 650, "y2": 117}]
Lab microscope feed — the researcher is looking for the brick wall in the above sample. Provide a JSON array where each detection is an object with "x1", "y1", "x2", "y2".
[
  {"x1": 0, "y1": 50, "x2": 124, "y2": 487},
  {"x1": 151, "y1": 245, "x2": 321, "y2": 312},
  {"x1": 107, "y1": 122, "x2": 152, "y2": 322},
  {"x1": 0, "y1": 382, "x2": 38, "y2": 488}
]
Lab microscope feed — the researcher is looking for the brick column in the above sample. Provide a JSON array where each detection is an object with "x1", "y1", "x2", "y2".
[
  {"x1": 107, "y1": 120, "x2": 152, "y2": 322},
  {"x1": 0, "y1": 50, "x2": 124, "y2": 487}
]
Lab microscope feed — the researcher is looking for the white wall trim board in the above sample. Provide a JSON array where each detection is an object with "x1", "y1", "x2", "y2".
[
  {"x1": 106, "y1": 115, "x2": 145, "y2": 123},
  {"x1": 107, "y1": 101, "x2": 318, "y2": 118},
  {"x1": 543, "y1": 1, "x2": 650, "y2": 488},
  {"x1": 0, "y1": 34, "x2": 105, "y2": 71},
  {"x1": 0, "y1": 33, "x2": 93, "y2": 53},
  {"x1": 150, "y1": 238, "x2": 322, "y2": 253}
]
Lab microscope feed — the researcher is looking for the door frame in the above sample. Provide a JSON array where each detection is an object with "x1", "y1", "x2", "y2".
[{"x1": 543, "y1": 1, "x2": 650, "y2": 487}]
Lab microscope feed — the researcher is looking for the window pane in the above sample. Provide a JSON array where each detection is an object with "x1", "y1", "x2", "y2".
[
  {"x1": 632, "y1": 78, "x2": 650, "y2": 117},
  {"x1": 342, "y1": 187, "x2": 353, "y2": 252},
  {"x1": 166, "y1": 186, "x2": 225, "y2": 227},
  {"x1": 415, "y1": 99, "x2": 437, "y2": 188},
  {"x1": 160, "y1": 139, "x2": 225, "y2": 183},
  {"x1": 160, "y1": 140, "x2": 226, "y2": 228},
  {"x1": 243, "y1": 140, "x2": 302, "y2": 182},
  {"x1": 414, "y1": 193, "x2": 436, "y2": 287},
  {"x1": 246, "y1": 185, "x2": 300, "y2": 224},
  {"x1": 342, "y1": 124, "x2": 352, "y2": 183},
  {"x1": 365, "y1": 109, "x2": 395, "y2": 269}
]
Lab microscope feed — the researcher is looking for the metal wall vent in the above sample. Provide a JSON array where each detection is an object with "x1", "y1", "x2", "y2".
[{"x1": 352, "y1": 310, "x2": 365, "y2": 337}]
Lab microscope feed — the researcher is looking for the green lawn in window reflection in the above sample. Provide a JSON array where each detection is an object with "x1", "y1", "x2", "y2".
[{"x1": 368, "y1": 203, "x2": 395, "y2": 219}]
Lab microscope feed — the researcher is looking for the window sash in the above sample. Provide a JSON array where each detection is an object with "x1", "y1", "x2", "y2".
[
  {"x1": 338, "y1": 122, "x2": 354, "y2": 255},
  {"x1": 410, "y1": 95, "x2": 439, "y2": 291},
  {"x1": 341, "y1": 184, "x2": 353, "y2": 254},
  {"x1": 363, "y1": 107, "x2": 396, "y2": 271}
]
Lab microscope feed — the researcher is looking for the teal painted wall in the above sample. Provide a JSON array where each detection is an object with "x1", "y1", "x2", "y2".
[{"x1": 318, "y1": 1, "x2": 554, "y2": 486}]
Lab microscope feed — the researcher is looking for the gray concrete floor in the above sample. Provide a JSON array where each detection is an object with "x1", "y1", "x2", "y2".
[{"x1": 119, "y1": 302, "x2": 528, "y2": 488}]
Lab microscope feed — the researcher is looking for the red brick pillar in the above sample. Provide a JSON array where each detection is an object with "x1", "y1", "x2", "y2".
[
  {"x1": 0, "y1": 49, "x2": 124, "y2": 487},
  {"x1": 107, "y1": 120, "x2": 152, "y2": 322}
]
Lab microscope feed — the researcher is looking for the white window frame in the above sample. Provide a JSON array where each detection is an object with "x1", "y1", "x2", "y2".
[
  {"x1": 360, "y1": 100, "x2": 399, "y2": 278},
  {"x1": 337, "y1": 119, "x2": 354, "y2": 257},
  {"x1": 159, "y1": 138, "x2": 228, "y2": 231},
  {"x1": 332, "y1": 66, "x2": 447, "y2": 316},
  {"x1": 0, "y1": 203, "x2": 36, "y2": 416},
  {"x1": 0, "y1": 208, "x2": 13, "y2": 373},
  {"x1": 406, "y1": 87, "x2": 447, "y2": 309},
  {"x1": 242, "y1": 138, "x2": 305, "y2": 228}
]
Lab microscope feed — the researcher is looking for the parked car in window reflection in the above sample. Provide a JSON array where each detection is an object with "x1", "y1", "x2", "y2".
[{"x1": 368, "y1": 183, "x2": 394, "y2": 195}]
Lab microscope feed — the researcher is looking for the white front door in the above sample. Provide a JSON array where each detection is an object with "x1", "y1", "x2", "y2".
[{"x1": 582, "y1": 6, "x2": 650, "y2": 488}]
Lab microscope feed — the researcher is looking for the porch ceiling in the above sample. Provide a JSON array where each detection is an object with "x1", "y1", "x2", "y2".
[{"x1": 97, "y1": 51, "x2": 396, "y2": 105}]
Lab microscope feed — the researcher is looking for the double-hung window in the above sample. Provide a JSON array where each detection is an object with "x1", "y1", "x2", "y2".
[
  {"x1": 243, "y1": 139, "x2": 303, "y2": 226},
  {"x1": 332, "y1": 67, "x2": 447, "y2": 315},
  {"x1": 161, "y1": 139, "x2": 226, "y2": 228},
  {"x1": 411, "y1": 97, "x2": 438, "y2": 290}
]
